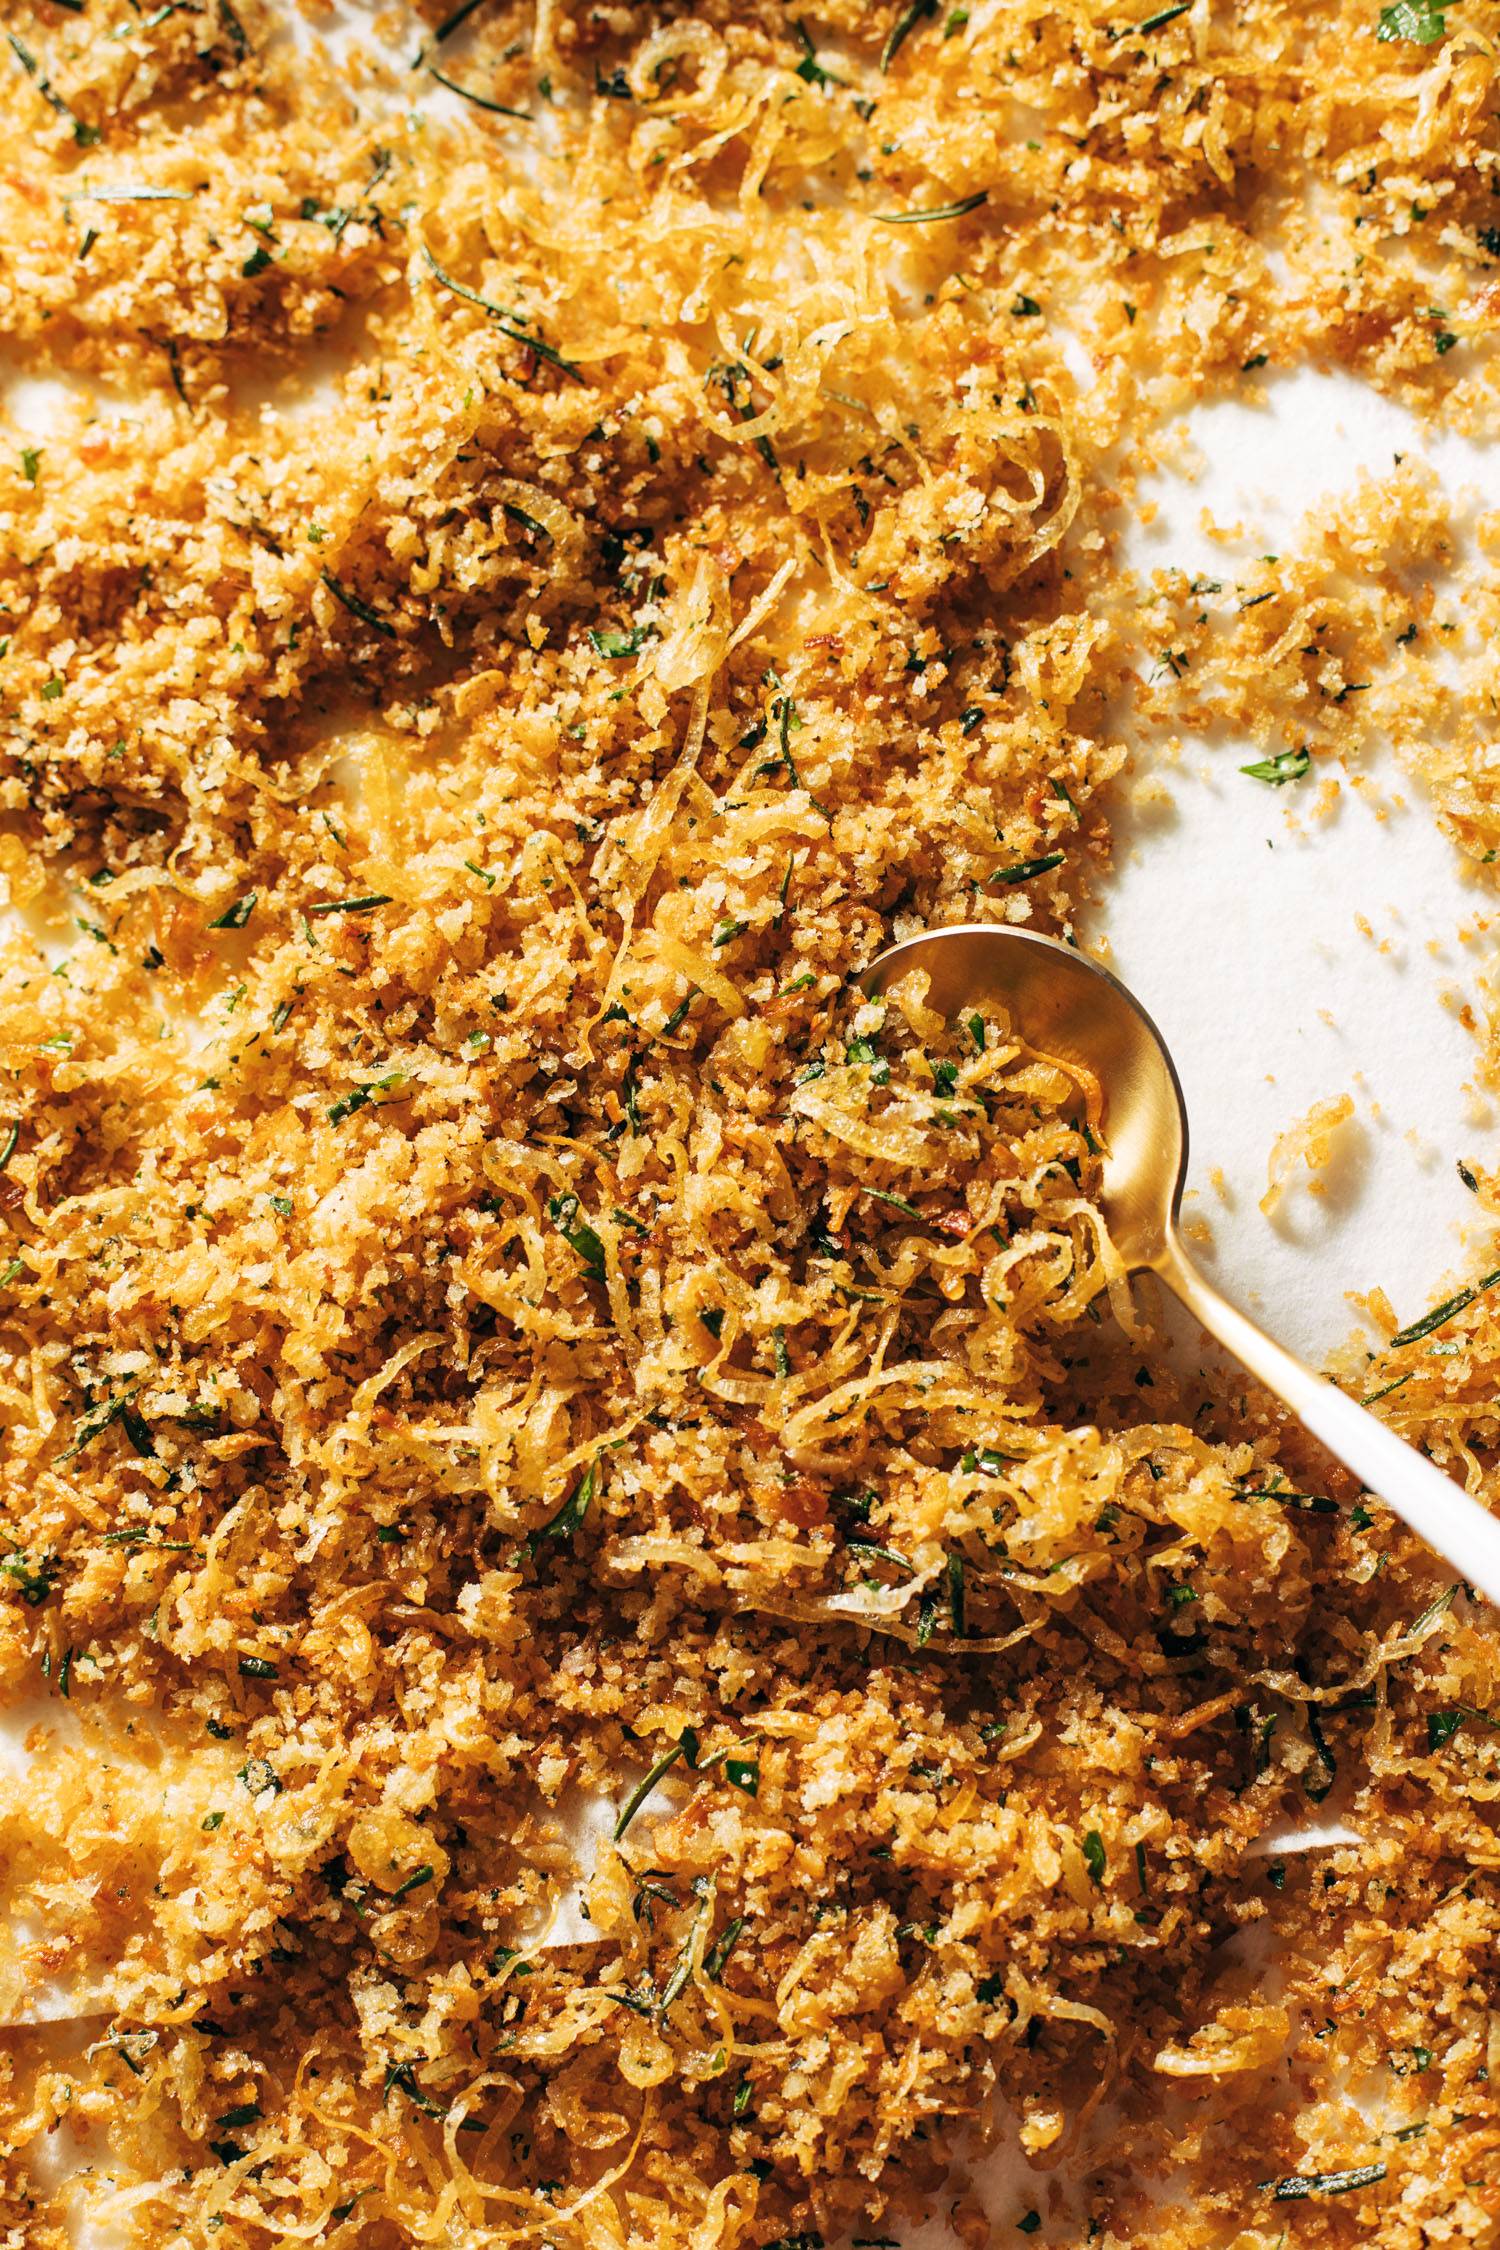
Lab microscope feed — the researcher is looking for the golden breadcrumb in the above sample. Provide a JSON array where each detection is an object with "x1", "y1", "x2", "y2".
[{"x1": 2, "y1": 3, "x2": 1500, "y2": 2247}]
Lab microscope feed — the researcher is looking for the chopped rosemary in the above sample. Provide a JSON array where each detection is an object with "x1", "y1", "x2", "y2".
[
  {"x1": 1270, "y1": 2163, "x2": 1386, "y2": 2200},
  {"x1": 390, "y1": 1863, "x2": 435, "y2": 1900},
  {"x1": 522, "y1": 1459, "x2": 597, "y2": 1556},
  {"x1": 792, "y1": 19, "x2": 840, "y2": 86},
  {"x1": 422, "y1": 247, "x2": 584, "y2": 382},
  {"x1": 427, "y1": 66, "x2": 532, "y2": 118},
  {"x1": 62, "y1": 1386, "x2": 155, "y2": 1461},
  {"x1": 846, "y1": 1538, "x2": 915, "y2": 1574},
  {"x1": 7, "y1": 31, "x2": 99, "y2": 145},
  {"x1": 547, "y1": 1192, "x2": 607, "y2": 1280},
  {"x1": 704, "y1": 1914, "x2": 747, "y2": 1981},
  {"x1": 877, "y1": 190, "x2": 989, "y2": 225},
  {"x1": 306, "y1": 894, "x2": 392, "y2": 916},
  {"x1": 80, "y1": 187, "x2": 198, "y2": 203},
  {"x1": 614, "y1": 1741, "x2": 685, "y2": 1840},
  {"x1": 946, "y1": 1551, "x2": 966, "y2": 1637},
  {"x1": 429, "y1": 0, "x2": 492, "y2": 46},
  {"x1": 990, "y1": 851, "x2": 1064, "y2": 885},
  {"x1": 1388, "y1": 1267, "x2": 1500, "y2": 1347},
  {"x1": 208, "y1": 892, "x2": 258, "y2": 930},
  {"x1": 383, "y1": 2061, "x2": 446, "y2": 2118},
  {"x1": 865, "y1": 1187, "x2": 921, "y2": 1219},
  {"x1": 881, "y1": 0, "x2": 937, "y2": 72},
  {"x1": 215, "y1": 0, "x2": 249, "y2": 58},
  {"x1": 319, "y1": 570, "x2": 397, "y2": 637}
]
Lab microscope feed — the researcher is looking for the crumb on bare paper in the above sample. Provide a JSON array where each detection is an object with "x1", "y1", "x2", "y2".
[{"x1": 1261, "y1": 1092, "x2": 1357, "y2": 1215}]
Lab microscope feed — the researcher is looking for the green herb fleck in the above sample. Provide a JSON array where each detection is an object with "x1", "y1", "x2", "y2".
[
  {"x1": 589, "y1": 624, "x2": 651, "y2": 658},
  {"x1": 1271, "y1": 2163, "x2": 1386, "y2": 2200},
  {"x1": 383, "y1": 2061, "x2": 446, "y2": 2118},
  {"x1": 428, "y1": 66, "x2": 532, "y2": 117},
  {"x1": 881, "y1": 0, "x2": 937, "y2": 72},
  {"x1": 1427, "y1": 1705, "x2": 1500, "y2": 1750},
  {"x1": 705, "y1": 1914, "x2": 747, "y2": 1981},
  {"x1": 990, "y1": 851, "x2": 1064, "y2": 886},
  {"x1": 208, "y1": 892, "x2": 257, "y2": 931},
  {"x1": 522, "y1": 1460, "x2": 597, "y2": 1557},
  {"x1": 216, "y1": 2103, "x2": 262, "y2": 2129},
  {"x1": 1376, "y1": 0, "x2": 1447, "y2": 44},
  {"x1": 793, "y1": 20, "x2": 840, "y2": 86},
  {"x1": 62, "y1": 1387, "x2": 155, "y2": 1462},
  {"x1": 7, "y1": 31, "x2": 100, "y2": 144},
  {"x1": 1240, "y1": 746, "x2": 1310, "y2": 786},
  {"x1": 422, "y1": 247, "x2": 584, "y2": 382},
  {"x1": 547, "y1": 1192, "x2": 607, "y2": 1280},
  {"x1": 390, "y1": 1863, "x2": 435, "y2": 1901},
  {"x1": 878, "y1": 190, "x2": 989, "y2": 225},
  {"x1": 1, "y1": 1551, "x2": 57, "y2": 1605},
  {"x1": 320, "y1": 569, "x2": 396, "y2": 638},
  {"x1": 865, "y1": 1186, "x2": 921, "y2": 1219},
  {"x1": 614, "y1": 1741, "x2": 685, "y2": 1840},
  {"x1": 327, "y1": 1071, "x2": 405, "y2": 1125},
  {"x1": 306, "y1": 893, "x2": 392, "y2": 917},
  {"x1": 1389, "y1": 1267, "x2": 1500, "y2": 1347}
]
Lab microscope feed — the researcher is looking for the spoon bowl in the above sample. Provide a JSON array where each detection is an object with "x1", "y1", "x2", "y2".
[
  {"x1": 861, "y1": 922, "x2": 1500, "y2": 1608},
  {"x1": 860, "y1": 924, "x2": 1189, "y2": 1273}
]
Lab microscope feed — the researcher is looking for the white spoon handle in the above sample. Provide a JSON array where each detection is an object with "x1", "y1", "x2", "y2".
[{"x1": 1156, "y1": 1233, "x2": 1500, "y2": 1608}]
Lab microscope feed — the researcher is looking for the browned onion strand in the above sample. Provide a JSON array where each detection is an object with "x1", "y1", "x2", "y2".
[{"x1": 0, "y1": 3, "x2": 1498, "y2": 2245}]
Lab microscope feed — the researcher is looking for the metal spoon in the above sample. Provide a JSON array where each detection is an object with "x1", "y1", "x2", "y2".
[{"x1": 861, "y1": 923, "x2": 1500, "y2": 1607}]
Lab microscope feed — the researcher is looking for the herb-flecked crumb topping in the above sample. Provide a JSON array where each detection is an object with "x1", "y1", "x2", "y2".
[{"x1": 1, "y1": 2, "x2": 1499, "y2": 2247}]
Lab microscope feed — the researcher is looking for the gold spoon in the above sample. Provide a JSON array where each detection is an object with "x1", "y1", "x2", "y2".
[{"x1": 861, "y1": 923, "x2": 1500, "y2": 1607}]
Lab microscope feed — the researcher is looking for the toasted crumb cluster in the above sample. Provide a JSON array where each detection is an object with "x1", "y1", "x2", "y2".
[{"x1": 3, "y1": 3, "x2": 1500, "y2": 2246}]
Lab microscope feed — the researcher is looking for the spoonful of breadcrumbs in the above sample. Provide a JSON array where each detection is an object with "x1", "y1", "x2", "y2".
[{"x1": 862, "y1": 923, "x2": 1500, "y2": 1607}]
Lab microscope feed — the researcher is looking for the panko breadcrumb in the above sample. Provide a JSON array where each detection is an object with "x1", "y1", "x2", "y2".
[{"x1": 3, "y1": 3, "x2": 1500, "y2": 2248}]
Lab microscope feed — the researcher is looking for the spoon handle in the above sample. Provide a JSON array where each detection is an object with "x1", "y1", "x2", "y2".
[{"x1": 1155, "y1": 1233, "x2": 1500, "y2": 1608}]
